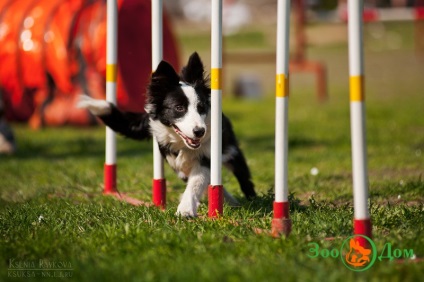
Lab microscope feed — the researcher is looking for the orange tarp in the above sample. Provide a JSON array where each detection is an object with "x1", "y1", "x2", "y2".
[{"x1": 0, "y1": 0, "x2": 179, "y2": 126}]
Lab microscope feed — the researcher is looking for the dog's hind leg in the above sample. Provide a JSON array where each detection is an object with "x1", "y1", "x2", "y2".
[
  {"x1": 223, "y1": 188, "x2": 240, "y2": 207},
  {"x1": 223, "y1": 146, "x2": 257, "y2": 200}
]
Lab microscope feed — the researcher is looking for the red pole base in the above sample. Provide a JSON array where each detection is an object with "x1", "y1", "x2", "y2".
[
  {"x1": 208, "y1": 185, "x2": 223, "y2": 218},
  {"x1": 354, "y1": 218, "x2": 372, "y2": 247},
  {"x1": 153, "y1": 178, "x2": 166, "y2": 209},
  {"x1": 104, "y1": 164, "x2": 117, "y2": 194},
  {"x1": 271, "y1": 201, "x2": 291, "y2": 237},
  {"x1": 104, "y1": 164, "x2": 150, "y2": 206}
]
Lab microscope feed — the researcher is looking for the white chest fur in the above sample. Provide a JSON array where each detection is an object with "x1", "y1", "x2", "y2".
[{"x1": 149, "y1": 119, "x2": 211, "y2": 179}]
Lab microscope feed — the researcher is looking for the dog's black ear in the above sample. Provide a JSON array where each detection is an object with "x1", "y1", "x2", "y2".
[
  {"x1": 152, "y1": 61, "x2": 180, "y2": 86},
  {"x1": 181, "y1": 52, "x2": 205, "y2": 84},
  {"x1": 147, "y1": 61, "x2": 179, "y2": 119}
]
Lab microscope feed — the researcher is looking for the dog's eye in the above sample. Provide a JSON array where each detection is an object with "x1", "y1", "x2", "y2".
[{"x1": 175, "y1": 105, "x2": 185, "y2": 112}]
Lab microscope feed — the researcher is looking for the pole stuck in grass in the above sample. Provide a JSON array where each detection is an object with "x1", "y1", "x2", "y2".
[
  {"x1": 208, "y1": 0, "x2": 224, "y2": 218},
  {"x1": 104, "y1": 0, "x2": 118, "y2": 194},
  {"x1": 348, "y1": 0, "x2": 372, "y2": 244},
  {"x1": 272, "y1": 0, "x2": 292, "y2": 237},
  {"x1": 151, "y1": 0, "x2": 167, "y2": 209}
]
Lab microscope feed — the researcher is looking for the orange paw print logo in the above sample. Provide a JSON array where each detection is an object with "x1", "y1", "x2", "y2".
[
  {"x1": 345, "y1": 239, "x2": 372, "y2": 267},
  {"x1": 341, "y1": 235, "x2": 377, "y2": 271}
]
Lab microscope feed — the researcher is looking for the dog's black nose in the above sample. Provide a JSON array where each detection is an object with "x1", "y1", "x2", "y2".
[{"x1": 193, "y1": 127, "x2": 205, "y2": 138}]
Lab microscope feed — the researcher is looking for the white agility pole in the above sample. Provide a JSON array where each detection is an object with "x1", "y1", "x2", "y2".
[
  {"x1": 272, "y1": 0, "x2": 292, "y2": 237},
  {"x1": 208, "y1": 0, "x2": 223, "y2": 218},
  {"x1": 151, "y1": 0, "x2": 166, "y2": 209},
  {"x1": 104, "y1": 0, "x2": 118, "y2": 194},
  {"x1": 348, "y1": 0, "x2": 372, "y2": 244}
]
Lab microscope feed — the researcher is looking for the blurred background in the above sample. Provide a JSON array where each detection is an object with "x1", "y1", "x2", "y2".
[{"x1": 0, "y1": 0, "x2": 423, "y2": 153}]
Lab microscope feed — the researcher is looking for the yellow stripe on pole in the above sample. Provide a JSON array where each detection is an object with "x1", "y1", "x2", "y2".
[
  {"x1": 350, "y1": 75, "x2": 364, "y2": 102},
  {"x1": 106, "y1": 64, "x2": 117, "y2": 82},
  {"x1": 211, "y1": 68, "x2": 222, "y2": 90},
  {"x1": 276, "y1": 74, "x2": 289, "y2": 97}
]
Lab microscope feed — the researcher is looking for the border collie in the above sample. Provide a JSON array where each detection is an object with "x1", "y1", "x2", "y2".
[{"x1": 78, "y1": 52, "x2": 256, "y2": 216}]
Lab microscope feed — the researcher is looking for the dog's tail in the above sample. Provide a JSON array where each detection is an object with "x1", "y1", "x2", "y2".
[{"x1": 77, "y1": 95, "x2": 151, "y2": 141}]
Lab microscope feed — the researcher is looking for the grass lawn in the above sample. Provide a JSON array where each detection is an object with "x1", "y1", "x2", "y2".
[{"x1": 1, "y1": 21, "x2": 423, "y2": 281}]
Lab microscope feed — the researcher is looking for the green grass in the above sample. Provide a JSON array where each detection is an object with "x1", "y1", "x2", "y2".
[{"x1": 1, "y1": 21, "x2": 424, "y2": 281}]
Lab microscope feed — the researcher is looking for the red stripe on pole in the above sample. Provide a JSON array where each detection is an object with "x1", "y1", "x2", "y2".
[
  {"x1": 273, "y1": 201, "x2": 290, "y2": 219},
  {"x1": 354, "y1": 218, "x2": 372, "y2": 247},
  {"x1": 208, "y1": 185, "x2": 223, "y2": 218},
  {"x1": 271, "y1": 201, "x2": 291, "y2": 237},
  {"x1": 354, "y1": 218, "x2": 372, "y2": 237},
  {"x1": 104, "y1": 164, "x2": 117, "y2": 194},
  {"x1": 416, "y1": 7, "x2": 424, "y2": 20},
  {"x1": 153, "y1": 178, "x2": 166, "y2": 209}
]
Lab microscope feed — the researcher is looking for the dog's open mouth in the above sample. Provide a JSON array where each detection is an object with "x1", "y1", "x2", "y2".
[{"x1": 172, "y1": 125, "x2": 201, "y2": 149}]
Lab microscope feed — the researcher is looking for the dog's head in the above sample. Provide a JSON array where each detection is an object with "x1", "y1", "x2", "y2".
[{"x1": 146, "y1": 52, "x2": 210, "y2": 150}]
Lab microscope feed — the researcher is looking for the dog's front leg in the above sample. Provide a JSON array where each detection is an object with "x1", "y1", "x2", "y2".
[{"x1": 176, "y1": 165, "x2": 210, "y2": 217}]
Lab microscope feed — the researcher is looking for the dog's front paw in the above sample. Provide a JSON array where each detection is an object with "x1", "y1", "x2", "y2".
[
  {"x1": 77, "y1": 95, "x2": 111, "y2": 116},
  {"x1": 176, "y1": 198, "x2": 199, "y2": 217}
]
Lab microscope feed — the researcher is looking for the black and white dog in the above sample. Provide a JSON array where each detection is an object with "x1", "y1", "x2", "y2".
[{"x1": 78, "y1": 52, "x2": 256, "y2": 216}]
